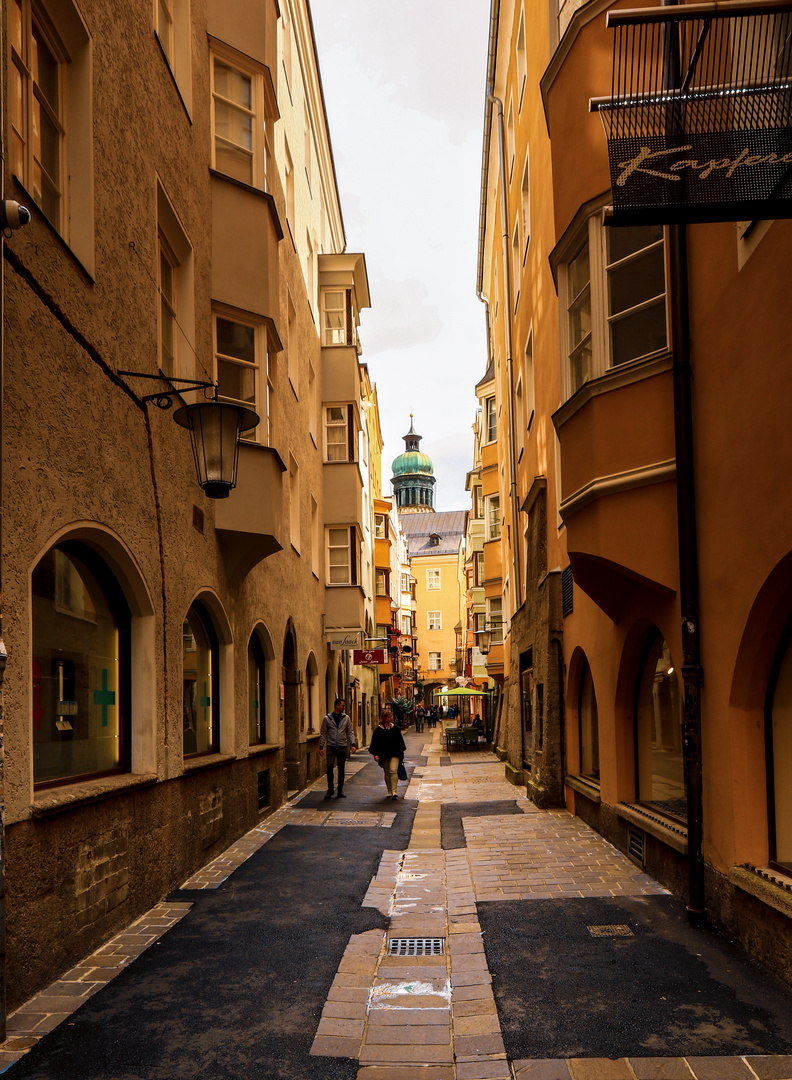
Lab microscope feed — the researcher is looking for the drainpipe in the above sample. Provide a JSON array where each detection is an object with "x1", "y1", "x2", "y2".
[
  {"x1": 664, "y1": 0, "x2": 706, "y2": 927},
  {"x1": 0, "y1": 5, "x2": 8, "y2": 1037}
]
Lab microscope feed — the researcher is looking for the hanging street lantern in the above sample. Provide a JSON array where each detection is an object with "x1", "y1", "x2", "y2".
[{"x1": 173, "y1": 398, "x2": 260, "y2": 498}]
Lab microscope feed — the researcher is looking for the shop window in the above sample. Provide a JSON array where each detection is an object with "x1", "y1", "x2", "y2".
[
  {"x1": 767, "y1": 625, "x2": 792, "y2": 873},
  {"x1": 634, "y1": 632, "x2": 685, "y2": 820},
  {"x1": 183, "y1": 602, "x2": 219, "y2": 757},
  {"x1": 32, "y1": 543, "x2": 130, "y2": 787},
  {"x1": 578, "y1": 660, "x2": 599, "y2": 782}
]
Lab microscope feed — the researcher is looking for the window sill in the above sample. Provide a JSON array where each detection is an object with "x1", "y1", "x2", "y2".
[
  {"x1": 182, "y1": 753, "x2": 237, "y2": 775},
  {"x1": 32, "y1": 772, "x2": 158, "y2": 817},
  {"x1": 565, "y1": 774, "x2": 601, "y2": 804},
  {"x1": 306, "y1": 732, "x2": 322, "y2": 742},
  {"x1": 247, "y1": 743, "x2": 281, "y2": 758},
  {"x1": 730, "y1": 865, "x2": 792, "y2": 922},
  {"x1": 554, "y1": 351, "x2": 673, "y2": 431},
  {"x1": 616, "y1": 802, "x2": 688, "y2": 855}
]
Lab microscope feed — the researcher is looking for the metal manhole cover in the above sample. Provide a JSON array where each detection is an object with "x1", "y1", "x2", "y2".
[
  {"x1": 388, "y1": 937, "x2": 445, "y2": 956},
  {"x1": 587, "y1": 924, "x2": 634, "y2": 938}
]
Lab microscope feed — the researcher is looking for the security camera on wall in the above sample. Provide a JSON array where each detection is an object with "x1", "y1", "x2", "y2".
[{"x1": 1, "y1": 200, "x2": 31, "y2": 233}]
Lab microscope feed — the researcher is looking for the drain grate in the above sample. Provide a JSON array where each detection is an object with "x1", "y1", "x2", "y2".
[
  {"x1": 587, "y1": 924, "x2": 634, "y2": 938},
  {"x1": 388, "y1": 937, "x2": 445, "y2": 956}
]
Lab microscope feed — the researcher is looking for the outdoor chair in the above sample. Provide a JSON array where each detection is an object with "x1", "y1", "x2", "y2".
[{"x1": 444, "y1": 726, "x2": 463, "y2": 751}]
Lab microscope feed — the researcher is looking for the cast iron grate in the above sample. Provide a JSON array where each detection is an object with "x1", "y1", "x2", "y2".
[
  {"x1": 387, "y1": 937, "x2": 445, "y2": 956},
  {"x1": 587, "y1": 924, "x2": 634, "y2": 938}
]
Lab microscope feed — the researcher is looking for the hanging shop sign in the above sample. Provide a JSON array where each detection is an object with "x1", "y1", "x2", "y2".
[
  {"x1": 591, "y1": 2, "x2": 792, "y2": 225},
  {"x1": 353, "y1": 649, "x2": 385, "y2": 665}
]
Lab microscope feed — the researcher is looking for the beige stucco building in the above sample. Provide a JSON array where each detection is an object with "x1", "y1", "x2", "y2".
[{"x1": 0, "y1": 0, "x2": 378, "y2": 1013}]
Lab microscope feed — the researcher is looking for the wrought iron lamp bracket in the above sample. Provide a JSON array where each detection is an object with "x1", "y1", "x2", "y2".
[{"x1": 118, "y1": 371, "x2": 216, "y2": 410}]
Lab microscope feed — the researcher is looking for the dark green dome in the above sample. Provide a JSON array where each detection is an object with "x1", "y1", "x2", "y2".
[{"x1": 392, "y1": 449, "x2": 433, "y2": 477}]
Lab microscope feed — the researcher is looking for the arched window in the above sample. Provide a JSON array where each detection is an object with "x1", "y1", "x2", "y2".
[
  {"x1": 579, "y1": 660, "x2": 599, "y2": 782},
  {"x1": 248, "y1": 633, "x2": 266, "y2": 745},
  {"x1": 32, "y1": 542, "x2": 130, "y2": 786},
  {"x1": 183, "y1": 602, "x2": 219, "y2": 757},
  {"x1": 767, "y1": 626, "x2": 792, "y2": 872},
  {"x1": 634, "y1": 632, "x2": 685, "y2": 820}
]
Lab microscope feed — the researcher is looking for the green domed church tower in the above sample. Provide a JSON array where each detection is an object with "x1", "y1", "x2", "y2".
[{"x1": 391, "y1": 415, "x2": 435, "y2": 513}]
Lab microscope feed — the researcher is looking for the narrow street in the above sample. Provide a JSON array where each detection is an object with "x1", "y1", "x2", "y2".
[{"x1": 4, "y1": 729, "x2": 792, "y2": 1080}]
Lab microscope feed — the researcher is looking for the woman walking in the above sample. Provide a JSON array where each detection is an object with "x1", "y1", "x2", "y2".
[{"x1": 369, "y1": 710, "x2": 407, "y2": 800}]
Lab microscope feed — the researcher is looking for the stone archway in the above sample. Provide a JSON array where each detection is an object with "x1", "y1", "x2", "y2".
[{"x1": 283, "y1": 623, "x2": 302, "y2": 792}]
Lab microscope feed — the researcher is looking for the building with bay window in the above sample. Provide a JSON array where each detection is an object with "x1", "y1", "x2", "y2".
[
  {"x1": 477, "y1": 0, "x2": 792, "y2": 986},
  {"x1": 1, "y1": 0, "x2": 377, "y2": 1012}
]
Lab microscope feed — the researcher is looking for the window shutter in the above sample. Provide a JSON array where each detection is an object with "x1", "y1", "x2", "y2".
[
  {"x1": 347, "y1": 404, "x2": 355, "y2": 462},
  {"x1": 562, "y1": 565, "x2": 574, "y2": 616}
]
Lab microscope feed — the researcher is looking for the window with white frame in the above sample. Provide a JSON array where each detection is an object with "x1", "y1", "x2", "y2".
[
  {"x1": 561, "y1": 217, "x2": 667, "y2": 400},
  {"x1": 487, "y1": 596, "x2": 503, "y2": 643},
  {"x1": 428, "y1": 611, "x2": 442, "y2": 631},
  {"x1": 326, "y1": 526, "x2": 357, "y2": 585},
  {"x1": 376, "y1": 569, "x2": 388, "y2": 596},
  {"x1": 322, "y1": 289, "x2": 352, "y2": 346},
  {"x1": 10, "y1": 0, "x2": 92, "y2": 259},
  {"x1": 428, "y1": 652, "x2": 442, "y2": 671},
  {"x1": 525, "y1": 332, "x2": 535, "y2": 434},
  {"x1": 426, "y1": 568, "x2": 441, "y2": 591},
  {"x1": 214, "y1": 312, "x2": 272, "y2": 444},
  {"x1": 516, "y1": 9, "x2": 527, "y2": 110},
  {"x1": 155, "y1": 0, "x2": 191, "y2": 108},
  {"x1": 476, "y1": 551, "x2": 485, "y2": 586},
  {"x1": 325, "y1": 405, "x2": 352, "y2": 462},
  {"x1": 402, "y1": 615, "x2": 412, "y2": 636},
  {"x1": 512, "y1": 221, "x2": 521, "y2": 310},
  {"x1": 374, "y1": 514, "x2": 386, "y2": 539},
  {"x1": 401, "y1": 572, "x2": 411, "y2": 593},
  {"x1": 506, "y1": 97, "x2": 515, "y2": 181},
  {"x1": 157, "y1": 182, "x2": 194, "y2": 381},
  {"x1": 485, "y1": 396, "x2": 497, "y2": 443},
  {"x1": 289, "y1": 454, "x2": 300, "y2": 550},
  {"x1": 211, "y1": 51, "x2": 262, "y2": 187},
  {"x1": 486, "y1": 495, "x2": 501, "y2": 541},
  {"x1": 521, "y1": 152, "x2": 531, "y2": 256},
  {"x1": 311, "y1": 495, "x2": 319, "y2": 577},
  {"x1": 284, "y1": 140, "x2": 294, "y2": 229}
]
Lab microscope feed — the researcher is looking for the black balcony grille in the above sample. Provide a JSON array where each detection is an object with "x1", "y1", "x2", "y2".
[
  {"x1": 562, "y1": 565, "x2": 574, "y2": 617},
  {"x1": 591, "y1": 0, "x2": 792, "y2": 224}
]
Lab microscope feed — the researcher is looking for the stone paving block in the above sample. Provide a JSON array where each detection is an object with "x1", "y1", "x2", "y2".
[
  {"x1": 453, "y1": 998, "x2": 497, "y2": 1016},
  {"x1": 627, "y1": 1060, "x2": 695, "y2": 1079},
  {"x1": 451, "y1": 983, "x2": 495, "y2": 1001},
  {"x1": 317, "y1": 1017, "x2": 366, "y2": 1038},
  {"x1": 454, "y1": 1059, "x2": 511, "y2": 1079},
  {"x1": 567, "y1": 1059, "x2": 635, "y2": 1079},
  {"x1": 685, "y1": 1060, "x2": 757, "y2": 1080},
  {"x1": 743, "y1": 1059, "x2": 792, "y2": 1080},
  {"x1": 452, "y1": 1014, "x2": 501, "y2": 1036},
  {"x1": 0, "y1": 1051, "x2": 27, "y2": 1068},
  {"x1": 310, "y1": 1035, "x2": 362, "y2": 1058},
  {"x1": 363, "y1": 1025, "x2": 452, "y2": 1045},
  {"x1": 453, "y1": 1033, "x2": 507, "y2": 1055},
  {"x1": 322, "y1": 1001, "x2": 368, "y2": 1020},
  {"x1": 513, "y1": 1061, "x2": 574, "y2": 1080},
  {"x1": 366, "y1": 1009, "x2": 449, "y2": 1026},
  {"x1": 359, "y1": 1043, "x2": 454, "y2": 1064},
  {"x1": 329, "y1": 986, "x2": 370, "y2": 1003},
  {"x1": 355, "y1": 1066, "x2": 455, "y2": 1079},
  {"x1": 450, "y1": 971, "x2": 491, "y2": 987}
]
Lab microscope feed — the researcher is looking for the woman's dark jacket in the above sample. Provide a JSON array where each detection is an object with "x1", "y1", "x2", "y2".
[{"x1": 369, "y1": 724, "x2": 406, "y2": 765}]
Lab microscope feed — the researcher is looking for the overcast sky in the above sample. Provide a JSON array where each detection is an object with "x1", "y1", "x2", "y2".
[{"x1": 310, "y1": 0, "x2": 491, "y2": 512}]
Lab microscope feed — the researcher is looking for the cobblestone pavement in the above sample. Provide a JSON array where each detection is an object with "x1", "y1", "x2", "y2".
[{"x1": 3, "y1": 731, "x2": 792, "y2": 1078}]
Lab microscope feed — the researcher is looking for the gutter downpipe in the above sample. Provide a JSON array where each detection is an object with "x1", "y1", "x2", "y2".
[
  {"x1": 663, "y1": 0, "x2": 706, "y2": 928},
  {"x1": 477, "y1": 0, "x2": 522, "y2": 616},
  {"x1": 0, "y1": 3, "x2": 7, "y2": 1033}
]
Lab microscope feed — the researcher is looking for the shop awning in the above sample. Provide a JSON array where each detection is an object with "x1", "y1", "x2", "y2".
[{"x1": 590, "y1": 0, "x2": 792, "y2": 224}]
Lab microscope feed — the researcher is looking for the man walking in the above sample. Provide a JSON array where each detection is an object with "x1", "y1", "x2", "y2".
[{"x1": 319, "y1": 698, "x2": 356, "y2": 799}]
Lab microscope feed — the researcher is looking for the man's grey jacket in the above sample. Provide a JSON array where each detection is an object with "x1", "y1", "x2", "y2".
[{"x1": 319, "y1": 712, "x2": 357, "y2": 750}]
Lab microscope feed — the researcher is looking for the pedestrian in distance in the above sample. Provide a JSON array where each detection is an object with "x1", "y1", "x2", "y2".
[
  {"x1": 369, "y1": 709, "x2": 407, "y2": 800},
  {"x1": 319, "y1": 697, "x2": 356, "y2": 799}
]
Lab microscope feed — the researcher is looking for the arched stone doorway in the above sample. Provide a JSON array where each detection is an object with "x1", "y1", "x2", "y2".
[{"x1": 283, "y1": 622, "x2": 302, "y2": 792}]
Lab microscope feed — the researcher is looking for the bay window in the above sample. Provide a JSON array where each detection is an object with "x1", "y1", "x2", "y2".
[{"x1": 559, "y1": 214, "x2": 667, "y2": 401}]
